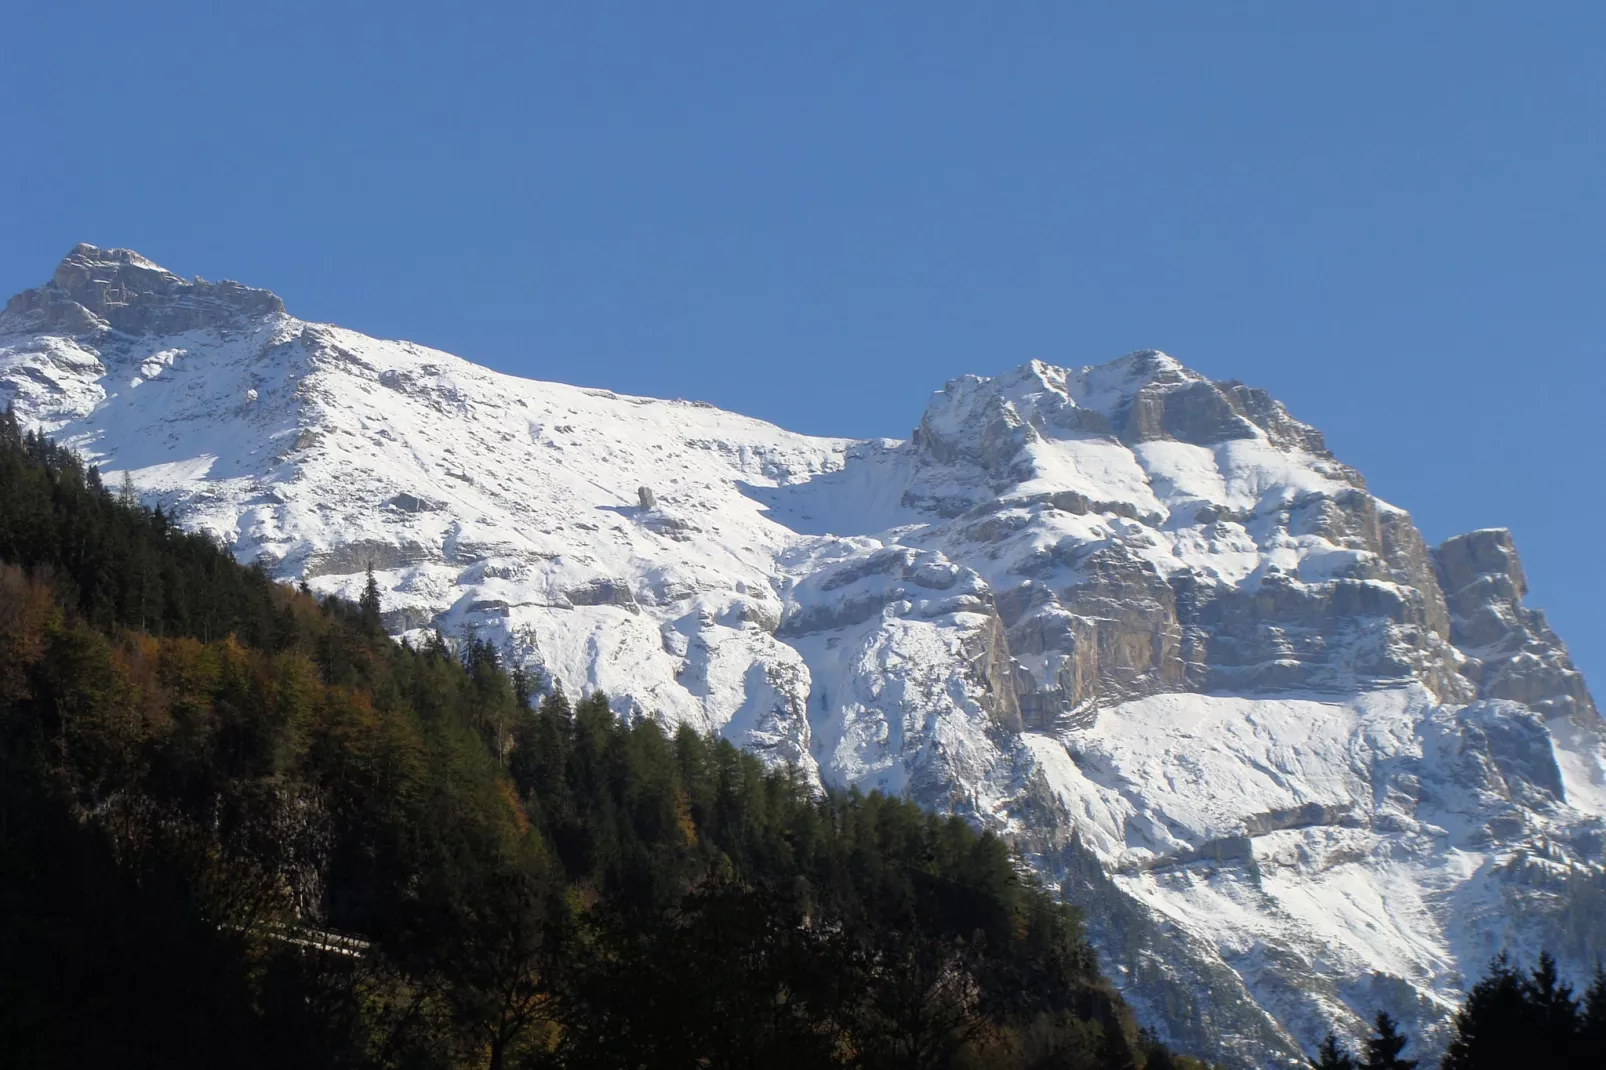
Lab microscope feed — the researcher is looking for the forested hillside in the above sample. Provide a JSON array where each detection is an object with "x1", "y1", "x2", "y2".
[{"x1": 0, "y1": 407, "x2": 1202, "y2": 1069}]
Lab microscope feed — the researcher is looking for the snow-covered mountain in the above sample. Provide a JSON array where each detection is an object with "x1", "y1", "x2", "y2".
[{"x1": 5, "y1": 244, "x2": 1604, "y2": 1066}]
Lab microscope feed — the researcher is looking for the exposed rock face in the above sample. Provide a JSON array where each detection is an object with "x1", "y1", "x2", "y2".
[
  {"x1": 4, "y1": 249, "x2": 1603, "y2": 1068},
  {"x1": 900, "y1": 359, "x2": 1474, "y2": 727},
  {"x1": 1000, "y1": 543, "x2": 1186, "y2": 728},
  {"x1": 1434, "y1": 528, "x2": 1597, "y2": 723},
  {"x1": 2, "y1": 244, "x2": 284, "y2": 337},
  {"x1": 563, "y1": 578, "x2": 640, "y2": 612}
]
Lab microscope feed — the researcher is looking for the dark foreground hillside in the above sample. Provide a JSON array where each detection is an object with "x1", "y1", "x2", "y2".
[{"x1": 0, "y1": 410, "x2": 1205, "y2": 1069}]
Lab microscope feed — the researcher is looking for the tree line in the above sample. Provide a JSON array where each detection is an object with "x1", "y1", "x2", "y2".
[
  {"x1": 0, "y1": 407, "x2": 1202, "y2": 1068},
  {"x1": 4, "y1": 408, "x2": 1601, "y2": 1069},
  {"x1": 1309, "y1": 951, "x2": 1605, "y2": 1069}
]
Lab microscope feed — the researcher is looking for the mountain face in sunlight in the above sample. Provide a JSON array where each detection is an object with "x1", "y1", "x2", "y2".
[{"x1": 5, "y1": 244, "x2": 1602, "y2": 1066}]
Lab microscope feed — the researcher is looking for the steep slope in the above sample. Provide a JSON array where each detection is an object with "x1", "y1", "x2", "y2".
[{"x1": 4, "y1": 245, "x2": 1603, "y2": 1066}]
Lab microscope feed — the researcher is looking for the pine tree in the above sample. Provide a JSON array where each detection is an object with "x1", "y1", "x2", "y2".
[
  {"x1": 1523, "y1": 951, "x2": 1580, "y2": 1059},
  {"x1": 359, "y1": 562, "x2": 382, "y2": 632},
  {"x1": 1359, "y1": 1012, "x2": 1415, "y2": 1070},
  {"x1": 119, "y1": 469, "x2": 138, "y2": 508},
  {"x1": 0, "y1": 420, "x2": 1203, "y2": 1070},
  {"x1": 1444, "y1": 954, "x2": 1542, "y2": 1070},
  {"x1": 1311, "y1": 1032, "x2": 1356, "y2": 1069},
  {"x1": 1581, "y1": 967, "x2": 1606, "y2": 1056},
  {"x1": 511, "y1": 665, "x2": 532, "y2": 713}
]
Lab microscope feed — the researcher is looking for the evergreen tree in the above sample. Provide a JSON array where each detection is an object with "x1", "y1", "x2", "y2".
[
  {"x1": 1523, "y1": 951, "x2": 1581, "y2": 1059},
  {"x1": 1310, "y1": 1031, "x2": 1356, "y2": 1070},
  {"x1": 511, "y1": 663, "x2": 533, "y2": 713},
  {"x1": 1582, "y1": 967, "x2": 1606, "y2": 1054},
  {"x1": 1443, "y1": 954, "x2": 1537, "y2": 1070},
  {"x1": 1359, "y1": 1012, "x2": 1415, "y2": 1070},
  {"x1": 0, "y1": 422, "x2": 1204, "y2": 1070},
  {"x1": 358, "y1": 561, "x2": 382, "y2": 632}
]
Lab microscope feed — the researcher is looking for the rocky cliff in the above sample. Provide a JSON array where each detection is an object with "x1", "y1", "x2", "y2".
[{"x1": 4, "y1": 245, "x2": 1602, "y2": 1067}]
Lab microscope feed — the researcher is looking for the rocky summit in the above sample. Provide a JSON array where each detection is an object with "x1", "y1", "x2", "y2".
[{"x1": 4, "y1": 245, "x2": 1603, "y2": 1067}]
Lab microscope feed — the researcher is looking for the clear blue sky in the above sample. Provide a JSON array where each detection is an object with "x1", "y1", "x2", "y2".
[{"x1": 4, "y1": 4, "x2": 1604, "y2": 686}]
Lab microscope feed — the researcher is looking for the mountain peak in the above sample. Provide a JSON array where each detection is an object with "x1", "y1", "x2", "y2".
[
  {"x1": 920, "y1": 348, "x2": 1277, "y2": 466},
  {"x1": 57, "y1": 242, "x2": 176, "y2": 278},
  {"x1": 2, "y1": 243, "x2": 285, "y2": 337},
  {"x1": 995, "y1": 350, "x2": 1190, "y2": 392},
  {"x1": 3, "y1": 245, "x2": 1602, "y2": 1066},
  {"x1": 1099, "y1": 346, "x2": 1188, "y2": 377}
]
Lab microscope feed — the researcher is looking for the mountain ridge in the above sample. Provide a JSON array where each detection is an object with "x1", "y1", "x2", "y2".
[{"x1": 4, "y1": 243, "x2": 1602, "y2": 1067}]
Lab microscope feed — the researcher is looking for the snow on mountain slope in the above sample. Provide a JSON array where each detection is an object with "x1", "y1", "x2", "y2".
[{"x1": 4, "y1": 245, "x2": 1604, "y2": 1067}]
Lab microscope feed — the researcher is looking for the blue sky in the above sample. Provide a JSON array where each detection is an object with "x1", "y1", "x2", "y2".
[{"x1": 4, "y1": 3, "x2": 1604, "y2": 684}]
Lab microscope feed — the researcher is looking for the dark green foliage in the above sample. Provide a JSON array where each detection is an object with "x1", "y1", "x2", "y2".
[
  {"x1": 1526, "y1": 952, "x2": 1581, "y2": 1055},
  {"x1": 360, "y1": 562, "x2": 383, "y2": 633},
  {"x1": 1583, "y1": 968, "x2": 1606, "y2": 1053},
  {"x1": 1357, "y1": 1012, "x2": 1414, "y2": 1070},
  {"x1": 0, "y1": 420, "x2": 1200, "y2": 1069},
  {"x1": 0, "y1": 404, "x2": 285, "y2": 644},
  {"x1": 506, "y1": 691, "x2": 1152, "y2": 1069},
  {"x1": 1441, "y1": 954, "x2": 1525, "y2": 1070},
  {"x1": 1442, "y1": 952, "x2": 1606, "y2": 1069},
  {"x1": 1310, "y1": 1032, "x2": 1355, "y2": 1070}
]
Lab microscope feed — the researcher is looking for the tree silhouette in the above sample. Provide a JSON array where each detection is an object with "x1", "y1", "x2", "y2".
[
  {"x1": 358, "y1": 562, "x2": 382, "y2": 632},
  {"x1": 1581, "y1": 967, "x2": 1606, "y2": 1053},
  {"x1": 1525, "y1": 951, "x2": 1581, "y2": 1058},
  {"x1": 1359, "y1": 1012, "x2": 1415, "y2": 1070},
  {"x1": 1310, "y1": 1031, "x2": 1355, "y2": 1069}
]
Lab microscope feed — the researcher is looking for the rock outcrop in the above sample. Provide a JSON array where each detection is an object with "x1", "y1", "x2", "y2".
[
  {"x1": 1434, "y1": 528, "x2": 1597, "y2": 723},
  {"x1": 4, "y1": 247, "x2": 1603, "y2": 1068},
  {"x1": 1, "y1": 243, "x2": 284, "y2": 337}
]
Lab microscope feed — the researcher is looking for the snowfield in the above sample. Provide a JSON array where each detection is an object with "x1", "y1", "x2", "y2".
[{"x1": 4, "y1": 245, "x2": 1603, "y2": 1067}]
